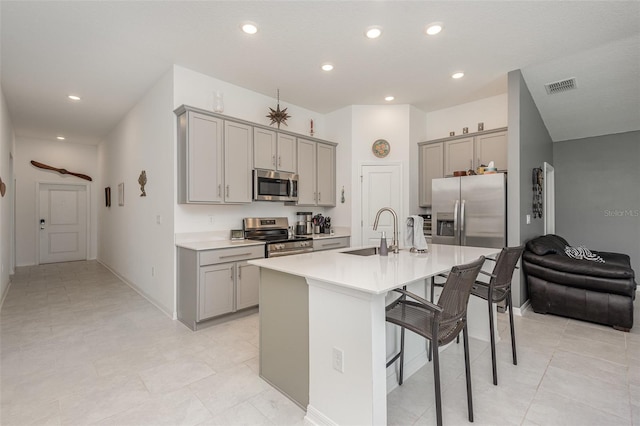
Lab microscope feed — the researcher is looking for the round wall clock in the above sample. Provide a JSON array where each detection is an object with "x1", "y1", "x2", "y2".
[{"x1": 372, "y1": 139, "x2": 390, "y2": 158}]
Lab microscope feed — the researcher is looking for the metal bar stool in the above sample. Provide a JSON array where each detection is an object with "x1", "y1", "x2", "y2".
[{"x1": 386, "y1": 256, "x2": 486, "y2": 426}]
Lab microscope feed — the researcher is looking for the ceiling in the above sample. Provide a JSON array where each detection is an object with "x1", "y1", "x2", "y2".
[{"x1": 2, "y1": 1, "x2": 639, "y2": 145}]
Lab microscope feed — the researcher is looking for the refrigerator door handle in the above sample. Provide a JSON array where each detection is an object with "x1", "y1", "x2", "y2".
[
  {"x1": 460, "y1": 199, "x2": 466, "y2": 245},
  {"x1": 453, "y1": 199, "x2": 460, "y2": 241}
]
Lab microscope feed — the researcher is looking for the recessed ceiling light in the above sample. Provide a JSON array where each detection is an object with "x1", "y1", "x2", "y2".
[
  {"x1": 384, "y1": 96, "x2": 394, "y2": 102},
  {"x1": 425, "y1": 22, "x2": 443, "y2": 35},
  {"x1": 68, "y1": 95, "x2": 81, "y2": 101},
  {"x1": 365, "y1": 27, "x2": 382, "y2": 39},
  {"x1": 241, "y1": 22, "x2": 258, "y2": 35},
  {"x1": 57, "y1": 136, "x2": 66, "y2": 140},
  {"x1": 321, "y1": 63, "x2": 334, "y2": 72},
  {"x1": 452, "y1": 72, "x2": 465, "y2": 79}
]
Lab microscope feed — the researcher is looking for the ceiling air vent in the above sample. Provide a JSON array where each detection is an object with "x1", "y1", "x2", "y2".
[{"x1": 544, "y1": 77, "x2": 577, "y2": 95}]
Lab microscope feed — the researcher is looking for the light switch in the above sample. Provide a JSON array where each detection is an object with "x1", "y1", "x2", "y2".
[{"x1": 526, "y1": 214, "x2": 531, "y2": 225}]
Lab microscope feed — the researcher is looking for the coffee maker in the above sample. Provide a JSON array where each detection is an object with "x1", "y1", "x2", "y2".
[{"x1": 296, "y1": 212, "x2": 313, "y2": 235}]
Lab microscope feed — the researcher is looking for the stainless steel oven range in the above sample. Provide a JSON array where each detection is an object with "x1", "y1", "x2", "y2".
[{"x1": 243, "y1": 217, "x2": 313, "y2": 258}]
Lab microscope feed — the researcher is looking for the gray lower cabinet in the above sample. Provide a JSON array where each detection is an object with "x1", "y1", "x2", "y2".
[
  {"x1": 198, "y1": 263, "x2": 235, "y2": 320},
  {"x1": 313, "y1": 236, "x2": 350, "y2": 251},
  {"x1": 237, "y1": 260, "x2": 260, "y2": 310},
  {"x1": 178, "y1": 245, "x2": 263, "y2": 330}
]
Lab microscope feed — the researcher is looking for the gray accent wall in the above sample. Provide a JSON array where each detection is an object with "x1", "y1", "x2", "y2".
[
  {"x1": 507, "y1": 70, "x2": 554, "y2": 306},
  {"x1": 553, "y1": 131, "x2": 640, "y2": 273}
]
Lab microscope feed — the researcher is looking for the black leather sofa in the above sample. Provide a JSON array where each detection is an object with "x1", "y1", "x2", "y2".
[{"x1": 523, "y1": 234, "x2": 637, "y2": 331}]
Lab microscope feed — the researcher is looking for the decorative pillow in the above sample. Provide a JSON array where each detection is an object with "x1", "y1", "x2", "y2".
[{"x1": 564, "y1": 245, "x2": 605, "y2": 263}]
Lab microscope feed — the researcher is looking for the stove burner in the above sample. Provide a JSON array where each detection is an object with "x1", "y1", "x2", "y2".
[{"x1": 243, "y1": 217, "x2": 314, "y2": 257}]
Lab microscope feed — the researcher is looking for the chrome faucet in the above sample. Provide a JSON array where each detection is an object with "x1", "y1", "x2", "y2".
[{"x1": 373, "y1": 207, "x2": 399, "y2": 254}]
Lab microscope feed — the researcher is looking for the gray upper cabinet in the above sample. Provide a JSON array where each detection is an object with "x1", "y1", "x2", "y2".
[
  {"x1": 177, "y1": 110, "x2": 224, "y2": 204},
  {"x1": 254, "y1": 127, "x2": 277, "y2": 170},
  {"x1": 316, "y1": 143, "x2": 335, "y2": 206},
  {"x1": 224, "y1": 121, "x2": 253, "y2": 203},
  {"x1": 253, "y1": 128, "x2": 296, "y2": 173},
  {"x1": 175, "y1": 105, "x2": 336, "y2": 205},
  {"x1": 176, "y1": 105, "x2": 253, "y2": 204},
  {"x1": 297, "y1": 138, "x2": 317, "y2": 206},
  {"x1": 476, "y1": 130, "x2": 508, "y2": 171},
  {"x1": 277, "y1": 133, "x2": 297, "y2": 173},
  {"x1": 444, "y1": 136, "x2": 474, "y2": 176},
  {"x1": 418, "y1": 127, "x2": 507, "y2": 206},
  {"x1": 442, "y1": 128, "x2": 508, "y2": 177},
  {"x1": 296, "y1": 139, "x2": 336, "y2": 207},
  {"x1": 418, "y1": 142, "x2": 444, "y2": 207}
]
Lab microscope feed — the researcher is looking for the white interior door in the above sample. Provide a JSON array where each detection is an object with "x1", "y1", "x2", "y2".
[
  {"x1": 361, "y1": 164, "x2": 402, "y2": 246},
  {"x1": 39, "y1": 183, "x2": 88, "y2": 264}
]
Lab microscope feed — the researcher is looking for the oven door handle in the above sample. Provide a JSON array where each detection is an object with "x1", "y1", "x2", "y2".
[
  {"x1": 288, "y1": 177, "x2": 293, "y2": 198},
  {"x1": 269, "y1": 248, "x2": 313, "y2": 258}
]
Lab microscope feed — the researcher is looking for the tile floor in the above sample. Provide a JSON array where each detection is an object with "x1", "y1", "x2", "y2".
[{"x1": 0, "y1": 260, "x2": 638, "y2": 425}]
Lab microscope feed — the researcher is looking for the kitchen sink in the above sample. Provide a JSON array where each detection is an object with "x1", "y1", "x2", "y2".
[{"x1": 341, "y1": 247, "x2": 380, "y2": 256}]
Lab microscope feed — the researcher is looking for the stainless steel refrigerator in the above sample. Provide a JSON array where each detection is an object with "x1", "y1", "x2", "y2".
[{"x1": 432, "y1": 173, "x2": 506, "y2": 249}]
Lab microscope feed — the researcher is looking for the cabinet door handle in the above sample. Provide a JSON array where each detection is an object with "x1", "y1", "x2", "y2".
[
  {"x1": 314, "y1": 192, "x2": 317, "y2": 202},
  {"x1": 238, "y1": 266, "x2": 241, "y2": 279},
  {"x1": 218, "y1": 184, "x2": 221, "y2": 197},
  {"x1": 272, "y1": 155, "x2": 276, "y2": 166},
  {"x1": 226, "y1": 185, "x2": 230, "y2": 197},
  {"x1": 230, "y1": 267, "x2": 234, "y2": 279},
  {"x1": 278, "y1": 156, "x2": 281, "y2": 167},
  {"x1": 219, "y1": 252, "x2": 253, "y2": 259},
  {"x1": 318, "y1": 192, "x2": 321, "y2": 202}
]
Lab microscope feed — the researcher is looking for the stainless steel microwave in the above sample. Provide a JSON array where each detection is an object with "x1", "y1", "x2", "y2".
[{"x1": 253, "y1": 169, "x2": 299, "y2": 202}]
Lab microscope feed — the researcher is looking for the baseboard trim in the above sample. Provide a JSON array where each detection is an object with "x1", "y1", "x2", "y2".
[
  {"x1": 96, "y1": 259, "x2": 174, "y2": 321},
  {"x1": 0, "y1": 280, "x2": 12, "y2": 311},
  {"x1": 304, "y1": 405, "x2": 337, "y2": 426},
  {"x1": 513, "y1": 299, "x2": 531, "y2": 317},
  {"x1": 386, "y1": 349, "x2": 429, "y2": 393}
]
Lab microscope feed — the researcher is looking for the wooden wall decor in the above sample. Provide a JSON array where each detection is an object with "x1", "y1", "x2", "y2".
[
  {"x1": 138, "y1": 170, "x2": 147, "y2": 197},
  {"x1": 31, "y1": 160, "x2": 92, "y2": 181}
]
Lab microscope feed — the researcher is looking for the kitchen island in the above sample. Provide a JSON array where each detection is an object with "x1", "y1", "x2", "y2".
[{"x1": 250, "y1": 243, "x2": 500, "y2": 425}]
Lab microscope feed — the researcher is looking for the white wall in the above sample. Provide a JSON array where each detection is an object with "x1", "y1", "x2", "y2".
[
  {"x1": 325, "y1": 106, "x2": 353, "y2": 228},
  {"x1": 409, "y1": 105, "x2": 427, "y2": 215},
  {"x1": 350, "y1": 105, "x2": 411, "y2": 246},
  {"x1": 1, "y1": 86, "x2": 15, "y2": 301},
  {"x1": 98, "y1": 68, "x2": 175, "y2": 315},
  {"x1": 172, "y1": 65, "x2": 337, "y2": 234},
  {"x1": 14, "y1": 137, "x2": 98, "y2": 266},
  {"x1": 507, "y1": 70, "x2": 553, "y2": 307},
  {"x1": 425, "y1": 93, "x2": 508, "y2": 141}
]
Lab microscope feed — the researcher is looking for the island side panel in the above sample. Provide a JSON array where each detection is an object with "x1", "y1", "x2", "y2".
[
  {"x1": 259, "y1": 268, "x2": 309, "y2": 409},
  {"x1": 305, "y1": 279, "x2": 387, "y2": 426},
  {"x1": 177, "y1": 247, "x2": 198, "y2": 330}
]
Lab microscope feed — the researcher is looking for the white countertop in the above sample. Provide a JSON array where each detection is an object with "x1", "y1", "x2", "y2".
[
  {"x1": 249, "y1": 244, "x2": 500, "y2": 294},
  {"x1": 176, "y1": 239, "x2": 265, "y2": 251},
  {"x1": 176, "y1": 228, "x2": 350, "y2": 251},
  {"x1": 309, "y1": 228, "x2": 350, "y2": 239}
]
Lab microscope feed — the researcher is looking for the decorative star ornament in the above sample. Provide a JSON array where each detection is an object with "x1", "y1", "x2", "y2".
[{"x1": 266, "y1": 89, "x2": 290, "y2": 128}]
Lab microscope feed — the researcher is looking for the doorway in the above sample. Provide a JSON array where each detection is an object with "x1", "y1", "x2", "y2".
[
  {"x1": 360, "y1": 164, "x2": 402, "y2": 246},
  {"x1": 38, "y1": 183, "x2": 89, "y2": 264}
]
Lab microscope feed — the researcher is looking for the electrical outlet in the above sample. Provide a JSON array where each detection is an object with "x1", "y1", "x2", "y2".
[
  {"x1": 332, "y1": 347, "x2": 344, "y2": 373},
  {"x1": 526, "y1": 214, "x2": 531, "y2": 225}
]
